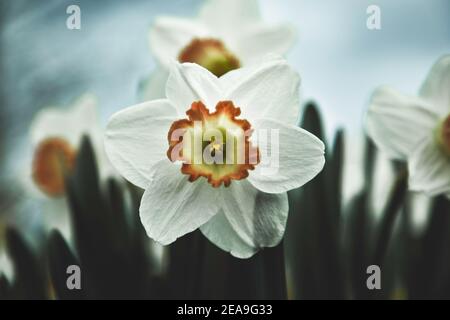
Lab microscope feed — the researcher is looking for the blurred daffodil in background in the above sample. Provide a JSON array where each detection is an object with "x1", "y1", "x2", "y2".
[
  {"x1": 25, "y1": 94, "x2": 113, "y2": 240},
  {"x1": 366, "y1": 55, "x2": 450, "y2": 198},
  {"x1": 140, "y1": 0, "x2": 296, "y2": 100}
]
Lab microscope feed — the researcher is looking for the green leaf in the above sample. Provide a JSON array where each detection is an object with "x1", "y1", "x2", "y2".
[
  {"x1": 407, "y1": 196, "x2": 450, "y2": 299},
  {"x1": 285, "y1": 102, "x2": 344, "y2": 299},
  {"x1": 66, "y1": 136, "x2": 154, "y2": 298},
  {"x1": 0, "y1": 273, "x2": 11, "y2": 300},
  {"x1": 261, "y1": 243, "x2": 287, "y2": 299},
  {"x1": 48, "y1": 230, "x2": 85, "y2": 300},
  {"x1": 6, "y1": 227, "x2": 47, "y2": 299},
  {"x1": 167, "y1": 230, "x2": 206, "y2": 299},
  {"x1": 347, "y1": 191, "x2": 371, "y2": 299},
  {"x1": 371, "y1": 168, "x2": 408, "y2": 267}
]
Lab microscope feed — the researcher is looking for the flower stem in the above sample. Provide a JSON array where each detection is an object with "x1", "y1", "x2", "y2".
[
  {"x1": 263, "y1": 242, "x2": 287, "y2": 299},
  {"x1": 371, "y1": 167, "x2": 408, "y2": 267}
]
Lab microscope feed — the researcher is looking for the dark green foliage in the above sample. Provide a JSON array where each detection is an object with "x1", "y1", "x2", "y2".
[
  {"x1": 168, "y1": 229, "x2": 286, "y2": 300},
  {"x1": 347, "y1": 191, "x2": 371, "y2": 299},
  {"x1": 48, "y1": 230, "x2": 85, "y2": 300},
  {"x1": 371, "y1": 169, "x2": 408, "y2": 268},
  {"x1": 284, "y1": 101, "x2": 449, "y2": 300},
  {"x1": 5, "y1": 228, "x2": 48, "y2": 299},
  {"x1": 285, "y1": 102, "x2": 344, "y2": 299},
  {"x1": 406, "y1": 196, "x2": 450, "y2": 299},
  {"x1": 0, "y1": 273, "x2": 11, "y2": 299},
  {"x1": 65, "y1": 136, "x2": 155, "y2": 299}
]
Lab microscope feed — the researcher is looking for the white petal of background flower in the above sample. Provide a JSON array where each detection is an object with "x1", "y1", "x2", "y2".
[
  {"x1": 166, "y1": 62, "x2": 221, "y2": 112},
  {"x1": 408, "y1": 138, "x2": 450, "y2": 197},
  {"x1": 139, "y1": 160, "x2": 221, "y2": 245},
  {"x1": 26, "y1": 93, "x2": 112, "y2": 198},
  {"x1": 419, "y1": 54, "x2": 450, "y2": 117},
  {"x1": 366, "y1": 86, "x2": 439, "y2": 160},
  {"x1": 105, "y1": 99, "x2": 178, "y2": 189},
  {"x1": 222, "y1": 57, "x2": 300, "y2": 125},
  {"x1": 234, "y1": 24, "x2": 296, "y2": 64},
  {"x1": 0, "y1": 250, "x2": 13, "y2": 284},
  {"x1": 149, "y1": 16, "x2": 209, "y2": 67},
  {"x1": 30, "y1": 93, "x2": 98, "y2": 147},
  {"x1": 41, "y1": 198, "x2": 72, "y2": 243},
  {"x1": 142, "y1": 0, "x2": 297, "y2": 102},
  {"x1": 199, "y1": 0, "x2": 261, "y2": 39},
  {"x1": 249, "y1": 118, "x2": 325, "y2": 194}
]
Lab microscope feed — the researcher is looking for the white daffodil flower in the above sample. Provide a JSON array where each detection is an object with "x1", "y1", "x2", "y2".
[
  {"x1": 140, "y1": 0, "x2": 296, "y2": 100},
  {"x1": 366, "y1": 55, "x2": 450, "y2": 198},
  {"x1": 25, "y1": 94, "x2": 110, "y2": 240},
  {"x1": 106, "y1": 57, "x2": 325, "y2": 258}
]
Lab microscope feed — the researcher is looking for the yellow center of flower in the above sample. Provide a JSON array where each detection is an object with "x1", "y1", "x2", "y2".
[
  {"x1": 32, "y1": 137, "x2": 76, "y2": 197},
  {"x1": 435, "y1": 114, "x2": 450, "y2": 156},
  {"x1": 167, "y1": 101, "x2": 259, "y2": 187},
  {"x1": 178, "y1": 38, "x2": 240, "y2": 77}
]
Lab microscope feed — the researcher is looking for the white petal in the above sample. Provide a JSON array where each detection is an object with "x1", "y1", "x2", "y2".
[
  {"x1": 222, "y1": 181, "x2": 288, "y2": 251},
  {"x1": 419, "y1": 55, "x2": 450, "y2": 117},
  {"x1": 140, "y1": 160, "x2": 221, "y2": 245},
  {"x1": 248, "y1": 118, "x2": 325, "y2": 194},
  {"x1": 72, "y1": 93, "x2": 99, "y2": 128},
  {"x1": 20, "y1": 157, "x2": 46, "y2": 198},
  {"x1": 166, "y1": 62, "x2": 221, "y2": 113},
  {"x1": 200, "y1": 180, "x2": 288, "y2": 259},
  {"x1": 104, "y1": 99, "x2": 178, "y2": 189},
  {"x1": 41, "y1": 199, "x2": 72, "y2": 243},
  {"x1": 30, "y1": 93, "x2": 98, "y2": 146},
  {"x1": 199, "y1": 0, "x2": 261, "y2": 38},
  {"x1": 366, "y1": 86, "x2": 439, "y2": 160},
  {"x1": 222, "y1": 57, "x2": 300, "y2": 125},
  {"x1": 235, "y1": 24, "x2": 296, "y2": 64},
  {"x1": 149, "y1": 16, "x2": 208, "y2": 66},
  {"x1": 200, "y1": 211, "x2": 258, "y2": 258},
  {"x1": 138, "y1": 67, "x2": 169, "y2": 102},
  {"x1": 408, "y1": 137, "x2": 450, "y2": 196}
]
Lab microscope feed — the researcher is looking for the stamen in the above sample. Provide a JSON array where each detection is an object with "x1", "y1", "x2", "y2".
[
  {"x1": 178, "y1": 38, "x2": 240, "y2": 77},
  {"x1": 32, "y1": 137, "x2": 76, "y2": 197}
]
